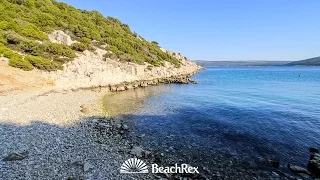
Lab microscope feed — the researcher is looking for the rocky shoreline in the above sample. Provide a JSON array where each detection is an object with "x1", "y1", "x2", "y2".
[{"x1": 80, "y1": 72, "x2": 200, "y2": 93}]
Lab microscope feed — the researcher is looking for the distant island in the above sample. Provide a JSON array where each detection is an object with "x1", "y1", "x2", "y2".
[
  {"x1": 287, "y1": 56, "x2": 320, "y2": 66},
  {"x1": 193, "y1": 60, "x2": 290, "y2": 67},
  {"x1": 195, "y1": 57, "x2": 320, "y2": 67}
]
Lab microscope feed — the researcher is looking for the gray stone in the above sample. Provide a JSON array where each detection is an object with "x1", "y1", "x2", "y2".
[{"x1": 3, "y1": 152, "x2": 28, "y2": 161}]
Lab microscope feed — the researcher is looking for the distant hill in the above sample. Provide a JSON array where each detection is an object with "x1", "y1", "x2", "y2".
[
  {"x1": 287, "y1": 56, "x2": 320, "y2": 66},
  {"x1": 193, "y1": 60, "x2": 289, "y2": 67}
]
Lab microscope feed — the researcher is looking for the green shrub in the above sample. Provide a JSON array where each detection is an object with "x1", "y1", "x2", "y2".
[
  {"x1": 19, "y1": 40, "x2": 40, "y2": 54},
  {"x1": 103, "y1": 52, "x2": 118, "y2": 60},
  {"x1": 0, "y1": 44, "x2": 34, "y2": 71},
  {"x1": 5, "y1": 31, "x2": 23, "y2": 44},
  {"x1": 20, "y1": 24, "x2": 48, "y2": 40},
  {"x1": 9, "y1": 57, "x2": 34, "y2": 71},
  {"x1": 53, "y1": 57, "x2": 73, "y2": 64},
  {"x1": 71, "y1": 42, "x2": 87, "y2": 52},
  {"x1": 80, "y1": 37, "x2": 91, "y2": 44},
  {"x1": 0, "y1": 44, "x2": 21, "y2": 59},
  {"x1": 0, "y1": 31, "x2": 7, "y2": 45},
  {"x1": 25, "y1": 55, "x2": 62, "y2": 71},
  {"x1": 106, "y1": 45, "x2": 121, "y2": 55},
  {"x1": 44, "y1": 43, "x2": 76, "y2": 58},
  {"x1": 147, "y1": 65, "x2": 153, "y2": 71},
  {"x1": 151, "y1": 41, "x2": 159, "y2": 45}
]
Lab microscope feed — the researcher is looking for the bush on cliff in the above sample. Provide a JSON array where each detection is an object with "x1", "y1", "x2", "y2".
[
  {"x1": 9, "y1": 57, "x2": 34, "y2": 71},
  {"x1": 25, "y1": 55, "x2": 62, "y2": 71},
  {"x1": 0, "y1": 44, "x2": 34, "y2": 71},
  {"x1": 71, "y1": 42, "x2": 88, "y2": 52},
  {"x1": 44, "y1": 43, "x2": 76, "y2": 58}
]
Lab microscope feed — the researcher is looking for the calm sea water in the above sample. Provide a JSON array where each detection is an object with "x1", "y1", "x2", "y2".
[{"x1": 105, "y1": 66, "x2": 320, "y2": 172}]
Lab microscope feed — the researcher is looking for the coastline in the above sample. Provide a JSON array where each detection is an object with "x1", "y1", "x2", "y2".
[
  {"x1": 0, "y1": 67, "x2": 203, "y2": 179},
  {"x1": 1, "y1": 67, "x2": 319, "y2": 179}
]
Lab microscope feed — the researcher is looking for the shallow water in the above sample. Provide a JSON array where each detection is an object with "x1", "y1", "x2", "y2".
[{"x1": 104, "y1": 66, "x2": 320, "y2": 173}]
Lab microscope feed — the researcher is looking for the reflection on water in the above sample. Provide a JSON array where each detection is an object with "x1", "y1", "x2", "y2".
[{"x1": 103, "y1": 85, "x2": 173, "y2": 116}]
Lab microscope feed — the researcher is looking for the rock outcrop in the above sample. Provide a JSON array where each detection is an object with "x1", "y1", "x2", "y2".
[
  {"x1": 45, "y1": 45, "x2": 202, "y2": 91},
  {"x1": 48, "y1": 30, "x2": 77, "y2": 46}
]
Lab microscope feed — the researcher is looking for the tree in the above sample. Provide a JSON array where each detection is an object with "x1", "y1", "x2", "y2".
[{"x1": 151, "y1": 41, "x2": 159, "y2": 45}]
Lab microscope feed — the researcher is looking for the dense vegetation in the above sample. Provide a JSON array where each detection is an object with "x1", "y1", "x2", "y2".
[
  {"x1": 287, "y1": 57, "x2": 320, "y2": 66},
  {"x1": 0, "y1": 0, "x2": 181, "y2": 71}
]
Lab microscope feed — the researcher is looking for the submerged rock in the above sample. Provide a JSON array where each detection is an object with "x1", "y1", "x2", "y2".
[
  {"x1": 309, "y1": 147, "x2": 319, "y2": 153},
  {"x1": 288, "y1": 164, "x2": 310, "y2": 174},
  {"x1": 268, "y1": 159, "x2": 280, "y2": 168},
  {"x1": 308, "y1": 153, "x2": 320, "y2": 178},
  {"x1": 3, "y1": 152, "x2": 28, "y2": 161}
]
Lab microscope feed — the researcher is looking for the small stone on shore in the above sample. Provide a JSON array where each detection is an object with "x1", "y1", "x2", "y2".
[{"x1": 80, "y1": 106, "x2": 89, "y2": 114}]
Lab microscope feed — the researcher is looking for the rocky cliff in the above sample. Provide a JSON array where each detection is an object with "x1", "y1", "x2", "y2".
[{"x1": 45, "y1": 31, "x2": 202, "y2": 90}]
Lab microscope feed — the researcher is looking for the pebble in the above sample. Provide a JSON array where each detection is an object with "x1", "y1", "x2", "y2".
[{"x1": 81, "y1": 107, "x2": 89, "y2": 114}]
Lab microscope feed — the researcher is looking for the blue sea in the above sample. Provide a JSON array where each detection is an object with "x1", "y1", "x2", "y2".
[{"x1": 105, "y1": 66, "x2": 320, "y2": 175}]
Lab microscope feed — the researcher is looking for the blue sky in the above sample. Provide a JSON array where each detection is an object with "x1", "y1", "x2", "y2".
[{"x1": 59, "y1": 0, "x2": 320, "y2": 61}]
